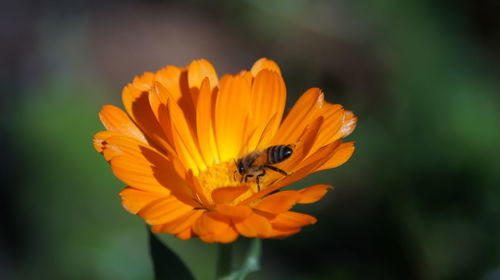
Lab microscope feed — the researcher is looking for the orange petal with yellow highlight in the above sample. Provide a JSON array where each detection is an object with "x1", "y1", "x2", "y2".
[
  {"x1": 167, "y1": 100, "x2": 206, "y2": 173},
  {"x1": 215, "y1": 74, "x2": 251, "y2": 161},
  {"x1": 247, "y1": 70, "x2": 286, "y2": 151},
  {"x1": 196, "y1": 78, "x2": 219, "y2": 165}
]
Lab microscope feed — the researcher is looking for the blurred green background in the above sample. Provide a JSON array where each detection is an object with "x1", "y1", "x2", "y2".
[{"x1": 2, "y1": 0, "x2": 500, "y2": 279}]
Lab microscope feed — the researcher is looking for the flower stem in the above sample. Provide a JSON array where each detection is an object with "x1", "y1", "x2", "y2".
[{"x1": 216, "y1": 243, "x2": 233, "y2": 279}]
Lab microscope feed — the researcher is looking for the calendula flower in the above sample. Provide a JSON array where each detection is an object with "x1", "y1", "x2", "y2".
[{"x1": 94, "y1": 58, "x2": 356, "y2": 243}]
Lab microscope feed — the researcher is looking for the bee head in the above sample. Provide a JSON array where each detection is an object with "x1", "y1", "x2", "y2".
[{"x1": 237, "y1": 160, "x2": 246, "y2": 175}]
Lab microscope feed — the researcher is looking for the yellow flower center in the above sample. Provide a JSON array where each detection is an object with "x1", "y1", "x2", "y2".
[{"x1": 196, "y1": 160, "x2": 259, "y2": 206}]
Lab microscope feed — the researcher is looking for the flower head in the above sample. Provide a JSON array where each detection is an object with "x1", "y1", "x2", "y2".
[{"x1": 94, "y1": 58, "x2": 357, "y2": 243}]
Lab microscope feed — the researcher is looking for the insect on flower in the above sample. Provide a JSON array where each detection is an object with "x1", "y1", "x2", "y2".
[
  {"x1": 235, "y1": 145, "x2": 294, "y2": 191},
  {"x1": 94, "y1": 58, "x2": 357, "y2": 243}
]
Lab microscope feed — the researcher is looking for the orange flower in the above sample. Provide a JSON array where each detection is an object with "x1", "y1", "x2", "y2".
[{"x1": 94, "y1": 58, "x2": 357, "y2": 243}]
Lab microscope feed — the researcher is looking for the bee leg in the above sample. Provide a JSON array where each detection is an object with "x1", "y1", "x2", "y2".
[
  {"x1": 263, "y1": 165, "x2": 288, "y2": 176},
  {"x1": 244, "y1": 174, "x2": 254, "y2": 183},
  {"x1": 256, "y1": 169, "x2": 266, "y2": 191}
]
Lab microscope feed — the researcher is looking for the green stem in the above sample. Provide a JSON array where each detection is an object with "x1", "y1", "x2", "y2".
[{"x1": 216, "y1": 243, "x2": 233, "y2": 279}]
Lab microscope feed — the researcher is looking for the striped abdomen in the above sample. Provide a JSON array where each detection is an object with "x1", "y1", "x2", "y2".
[{"x1": 266, "y1": 145, "x2": 293, "y2": 164}]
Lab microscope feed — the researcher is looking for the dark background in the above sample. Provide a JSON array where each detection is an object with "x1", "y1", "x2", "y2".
[{"x1": 2, "y1": 0, "x2": 500, "y2": 279}]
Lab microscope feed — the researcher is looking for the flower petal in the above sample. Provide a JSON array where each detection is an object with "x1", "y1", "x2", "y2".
[
  {"x1": 297, "y1": 184, "x2": 332, "y2": 204},
  {"x1": 317, "y1": 141, "x2": 355, "y2": 171},
  {"x1": 247, "y1": 70, "x2": 286, "y2": 151},
  {"x1": 270, "y1": 211, "x2": 317, "y2": 230},
  {"x1": 188, "y1": 59, "x2": 219, "y2": 91},
  {"x1": 260, "y1": 227, "x2": 301, "y2": 238},
  {"x1": 212, "y1": 186, "x2": 250, "y2": 204},
  {"x1": 215, "y1": 205, "x2": 252, "y2": 219},
  {"x1": 122, "y1": 79, "x2": 171, "y2": 152},
  {"x1": 250, "y1": 58, "x2": 282, "y2": 76},
  {"x1": 167, "y1": 100, "x2": 206, "y2": 173},
  {"x1": 339, "y1": 110, "x2": 357, "y2": 137},
  {"x1": 152, "y1": 209, "x2": 204, "y2": 234},
  {"x1": 254, "y1": 190, "x2": 301, "y2": 214},
  {"x1": 154, "y1": 66, "x2": 184, "y2": 101},
  {"x1": 137, "y1": 196, "x2": 194, "y2": 225},
  {"x1": 176, "y1": 227, "x2": 194, "y2": 240},
  {"x1": 93, "y1": 131, "x2": 122, "y2": 157},
  {"x1": 215, "y1": 74, "x2": 251, "y2": 161},
  {"x1": 104, "y1": 136, "x2": 192, "y2": 202},
  {"x1": 196, "y1": 78, "x2": 219, "y2": 165},
  {"x1": 99, "y1": 105, "x2": 147, "y2": 142},
  {"x1": 309, "y1": 104, "x2": 344, "y2": 153},
  {"x1": 193, "y1": 212, "x2": 233, "y2": 243},
  {"x1": 271, "y1": 88, "x2": 324, "y2": 145},
  {"x1": 234, "y1": 212, "x2": 272, "y2": 237},
  {"x1": 214, "y1": 226, "x2": 239, "y2": 243},
  {"x1": 147, "y1": 84, "x2": 182, "y2": 158},
  {"x1": 119, "y1": 186, "x2": 168, "y2": 214}
]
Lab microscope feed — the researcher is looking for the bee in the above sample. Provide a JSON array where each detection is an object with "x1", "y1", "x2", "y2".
[{"x1": 234, "y1": 145, "x2": 293, "y2": 190}]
